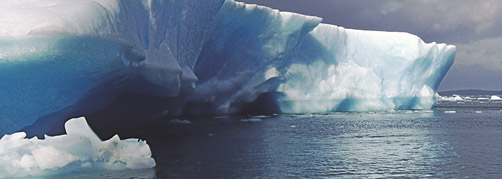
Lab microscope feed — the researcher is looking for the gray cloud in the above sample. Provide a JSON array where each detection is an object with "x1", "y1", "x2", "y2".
[{"x1": 240, "y1": 0, "x2": 502, "y2": 91}]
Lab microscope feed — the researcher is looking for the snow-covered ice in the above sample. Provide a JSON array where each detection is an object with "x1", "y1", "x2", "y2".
[
  {"x1": 439, "y1": 95, "x2": 464, "y2": 102},
  {"x1": 241, "y1": 118, "x2": 263, "y2": 122},
  {"x1": 0, "y1": 117, "x2": 155, "y2": 178}
]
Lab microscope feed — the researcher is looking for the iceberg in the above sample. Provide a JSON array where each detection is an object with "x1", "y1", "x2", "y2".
[
  {"x1": 0, "y1": 117, "x2": 155, "y2": 178},
  {"x1": 0, "y1": 0, "x2": 455, "y2": 135},
  {"x1": 186, "y1": 0, "x2": 455, "y2": 114},
  {"x1": 491, "y1": 95, "x2": 501, "y2": 101}
]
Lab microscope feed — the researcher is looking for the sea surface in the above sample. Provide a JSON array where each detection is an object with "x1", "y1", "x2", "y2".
[{"x1": 41, "y1": 95, "x2": 502, "y2": 178}]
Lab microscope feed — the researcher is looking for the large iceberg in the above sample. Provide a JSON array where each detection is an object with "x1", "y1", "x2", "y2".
[
  {"x1": 189, "y1": 1, "x2": 455, "y2": 114},
  {"x1": 0, "y1": 0, "x2": 455, "y2": 135}
]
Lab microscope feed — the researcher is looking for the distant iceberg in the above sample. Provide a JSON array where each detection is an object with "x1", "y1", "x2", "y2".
[
  {"x1": 491, "y1": 95, "x2": 501, "y2": 100},
  {"x1": 0, "y1": 0, "x2": 455, "y2": 135}
]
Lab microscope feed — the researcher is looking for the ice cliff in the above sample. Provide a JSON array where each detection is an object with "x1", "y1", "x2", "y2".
[{"x1": 0, "y1": 0, "x2": 455, "y2": 136}]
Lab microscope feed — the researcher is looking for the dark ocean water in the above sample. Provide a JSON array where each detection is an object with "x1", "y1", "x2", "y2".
[{"x1": 39, "y1": 96, "x2": 502, "y2": 178}]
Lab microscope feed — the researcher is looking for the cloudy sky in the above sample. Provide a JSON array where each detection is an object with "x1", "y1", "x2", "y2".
[{"x1": 241, "y1": 0, "x2": 502, "y2": 91}]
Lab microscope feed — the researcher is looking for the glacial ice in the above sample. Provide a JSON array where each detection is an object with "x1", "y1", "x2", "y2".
[
  {"x1": 491, "y1": 95, "x2": 501, "y2": 100},
  {"x1": 438, "y1": 95, "x2": 464, "y2": 102},
  {"x1": 0, "y1": 117, "x2": 155, "y2": 178},
  {"x1": 0, "y1": 0, "x2": 455, "y2": 135},
  {"x1": 188, "y1": 0, "x2": 455, "y2": 114}
]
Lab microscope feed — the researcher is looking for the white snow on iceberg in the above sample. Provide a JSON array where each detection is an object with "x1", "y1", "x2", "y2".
[{"x1": 0, "y1": 117, "x2": 155, "y2": 178}]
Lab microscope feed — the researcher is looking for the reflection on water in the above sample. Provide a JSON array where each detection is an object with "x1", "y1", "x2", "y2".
[
  {"x1": 144, "y1": 110, "x2": 502, "y2": 178},
  {"x1": 41, "y1": 109, "x2": 502, "y2": 178}
]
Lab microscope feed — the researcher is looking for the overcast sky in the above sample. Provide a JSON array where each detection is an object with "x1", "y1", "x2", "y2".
[{"x1": 240, "y1": 0, "x2": 502, "y2": 91}]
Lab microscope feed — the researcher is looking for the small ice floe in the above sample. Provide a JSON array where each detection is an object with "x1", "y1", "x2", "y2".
[
  {"x1": 444, "y1": 110, "x2": 456, "y2": 114},
  {"x1": 248, "y1": 118, "x2": 262, "y2": 122},
  {"x1": 252, "y1": 115, "x2": 270, "y2": 119},
  {"x1": 439, "y1": 95, "x2": 464, "y2": 101},
  {"x1": 290, "y1": 125, "x2": 297, "y2": 128},
  {"x1": 453, "y1": 95, "x2": 464, "y2": 101},
  {"x1": 475, "y1": 111, "x2": 483, "y2": 114},
  {"x1": 490, "y1": 95, "x2": 502, "y2": 100},
  {"x1": 240, "y1": 118, "x2": 262, "y2": 122},
  {"x1": 0, "y1": 117, "x2": 155, "y2": 178},
  {"x1": 168, "y1": 119, "x2": 191, "y2": 124},
  {"x1": 404, "y1": 110, "x2": 414, "y2": 114},
  {"x1": 477, "y1": 97, "x2": 489, "y2": 100},
  {"x1": 420, "y1": 110, "x2": 434, "y2": 113}
]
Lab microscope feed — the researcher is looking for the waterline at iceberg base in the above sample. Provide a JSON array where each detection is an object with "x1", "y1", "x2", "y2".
[{"x1": 0, "y1": 1, "x2": 455, "y2": 176}]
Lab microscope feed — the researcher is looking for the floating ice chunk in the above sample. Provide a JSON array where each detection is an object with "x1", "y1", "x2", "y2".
[
  {"x1": 475, "y1": 111, "x2": 483, "y2": 114},
  {"x1": 419, "y1": 110, "x2": 434, "y2": 113},
  {"x1": 444, "y1": 111, "x2": 456, "y2": 114},
  {"x1": 240, "y1": 118, "x2": 262, "y2": 122},
  {"x1": 0, "y1": 117, "x2": 155, "y2": 178},
  {"x1": 168, "y1": 119, "x2": 192, "y2": 124},
  {"x1": 439, "y1": 95, "x2": 464, "y2": 101},
  {"x1": 248, "y1": 118, "x2": 263, "y2": 122},
  {"x1": 490, "y1": 95, "x2": 501, "y2": 100}
]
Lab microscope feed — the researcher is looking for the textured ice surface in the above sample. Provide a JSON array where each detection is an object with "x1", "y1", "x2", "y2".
[
  {"x1": 189, "y1": 0, "x2": 455, "y2": 114},
  {"x1": 0, "y1": 0, "x2": 455, "y2": 135},
  {"x1": 0, "y1": 117, "x2": 155, "y2": 178},
  {"x1": 0, "y1": 0, "x2": 225, "y2": 134},
  {"x1": 275, "y1": 24, "x2": 455, "y2": 113}
]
